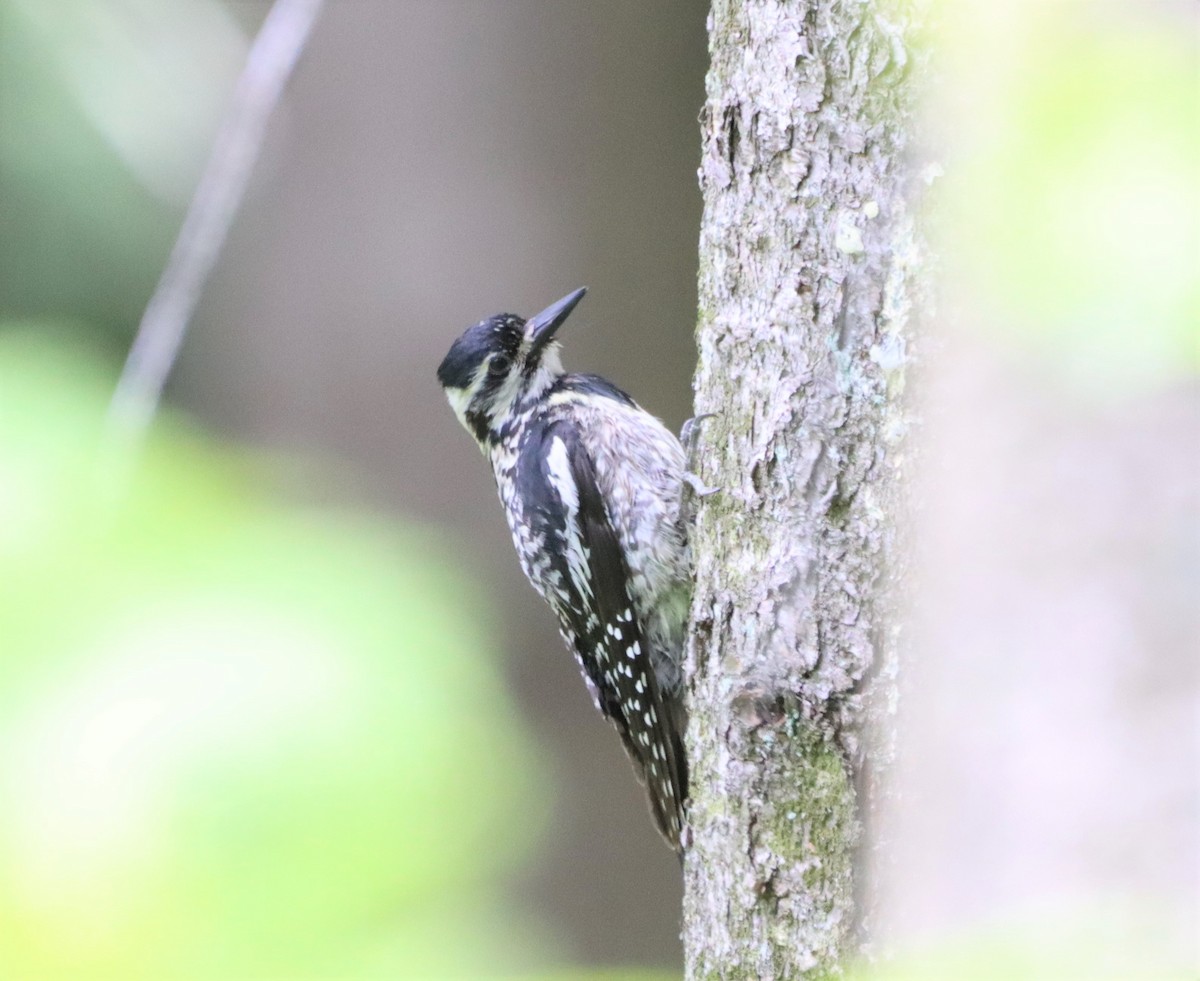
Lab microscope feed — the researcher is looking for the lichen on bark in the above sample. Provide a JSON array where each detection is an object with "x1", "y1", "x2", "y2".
[{"x1": 683, "y1": 0, "x2": 924, "y2": 977}]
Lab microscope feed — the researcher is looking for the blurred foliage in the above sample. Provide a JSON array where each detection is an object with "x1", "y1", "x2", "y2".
[
  {"x1": 0, "y1": 0, "x2": 244, "y2": 339},
  {"x1": 933, "y1": 0, "x2": 1199, "y2": 400},
  {"x1": 527, "y1": 974, "x2": 677, "y2": 981},
  {"x1": 0, "y1": 331, "x2": 560, "y2": 978},
  {"x1": 848, "y1": 902, "x2": 1191, "y2": 981},
  {"x1": 0, "y1": 3, "x2": 667, "y2": 973}
]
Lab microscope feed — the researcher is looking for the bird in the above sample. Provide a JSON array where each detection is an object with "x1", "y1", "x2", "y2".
[{"x1": 436, "y1": 287, "x2": 691, "y2": 851}]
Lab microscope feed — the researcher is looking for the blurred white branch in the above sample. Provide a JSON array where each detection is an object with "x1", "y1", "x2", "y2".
[{"x1": 104, "y1": 0, "x2": 325, "y2": 479}]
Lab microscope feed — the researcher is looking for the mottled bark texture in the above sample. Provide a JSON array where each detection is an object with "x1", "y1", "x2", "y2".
[{"x1": 683, "y1": 0, "x2": 922, "y2": 977}]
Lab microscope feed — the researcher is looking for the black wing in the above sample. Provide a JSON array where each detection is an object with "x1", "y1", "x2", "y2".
[{"x1": 517, "y1": 417, "x2": 687, "y2": 849}]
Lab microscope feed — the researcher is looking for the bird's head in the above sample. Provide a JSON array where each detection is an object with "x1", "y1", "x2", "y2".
[{"x1": 437, "y1": 287, "x2": 586, "y2": 446}]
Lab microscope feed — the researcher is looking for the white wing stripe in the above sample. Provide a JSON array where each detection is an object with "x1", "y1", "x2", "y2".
[{"x1": 546, "y1": 435, "x2": 592, "y2": 600}]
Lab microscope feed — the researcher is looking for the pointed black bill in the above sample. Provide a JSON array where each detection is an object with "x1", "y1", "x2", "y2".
[{"x1": 527, "y1": 287, "x2": 587, "y2": 356}]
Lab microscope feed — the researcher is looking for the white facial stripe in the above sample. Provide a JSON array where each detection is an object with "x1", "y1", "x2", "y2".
[
  {"x1": 490, "y1": 361, "x2": 525, "y2": 413},
  {"x1": 443, "y1": 341, "x2": 563, "y2": 439},
  {"x1": 444, "y1": 384, "x2": 474, "y2": 421},
  {"x1": 443, "y1": 362, "x2": 490, "y2": 428},
  {"x1": 538, "y1": 343, "x2": 563, "y2": 376}
]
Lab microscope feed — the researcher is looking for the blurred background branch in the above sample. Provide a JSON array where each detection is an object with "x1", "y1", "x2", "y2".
[{"x1": 104, "y1": 0, "x2": 324, "y2": 482}]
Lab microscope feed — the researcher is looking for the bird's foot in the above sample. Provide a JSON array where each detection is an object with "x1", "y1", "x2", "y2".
[
  {"x1": 679, "y1": 413, "x2": 721, "y2": 527},
  {"x1": 679, "y1": 413, "x2": 717, "y2": 466},
  {"x1": 682, "y1": 472, "x2": 720, "y2": 498}
]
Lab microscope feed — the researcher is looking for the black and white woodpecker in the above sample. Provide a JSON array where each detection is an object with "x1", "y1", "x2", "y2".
[{"x1": 436, "y1": 288, "x2": 690, "y2": 851}]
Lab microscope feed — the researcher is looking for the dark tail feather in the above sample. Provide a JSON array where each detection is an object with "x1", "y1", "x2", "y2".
[{"x1": 645, "y1": 693, "x2": 688, "y2": 854}]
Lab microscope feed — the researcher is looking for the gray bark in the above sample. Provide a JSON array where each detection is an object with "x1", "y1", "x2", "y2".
[{"x1": 683, "y1": 0, "x2": 924, "y2": 977}]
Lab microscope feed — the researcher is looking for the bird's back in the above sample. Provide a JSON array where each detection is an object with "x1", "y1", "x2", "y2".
[{"x1": 491, "y1": 372, "x2": 691, "y2": 847}]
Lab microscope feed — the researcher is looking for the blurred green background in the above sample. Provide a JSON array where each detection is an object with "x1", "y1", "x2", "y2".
[
  {"x1": 0, "y1": 0, "x2": 1195, "y2": 978},
  {"x1": 0, "y1": 332, "x2": 553, "y2": 977},
  {"x1": 0, "y1": 0, "x2": 703, "y2": 976}
]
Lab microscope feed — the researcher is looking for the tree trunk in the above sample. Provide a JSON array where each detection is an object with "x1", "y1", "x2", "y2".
[{"x1": 683, "y1": 0, "x2": 923, "y2": 976}]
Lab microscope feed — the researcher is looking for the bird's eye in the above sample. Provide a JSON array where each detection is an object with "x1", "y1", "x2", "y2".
[{"x1": 488, "y1": 354, "x2": 511, "y2": 377}]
